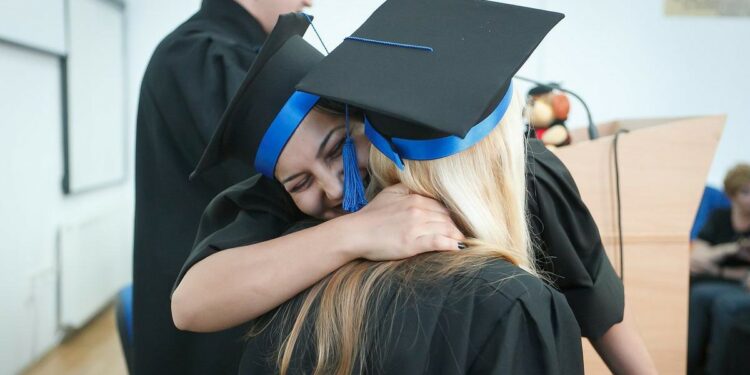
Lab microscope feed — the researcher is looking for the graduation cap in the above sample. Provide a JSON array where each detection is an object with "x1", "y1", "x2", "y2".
[
  {"x1": 190, "y1": 12, "x2": 324, "y2": 180},
  {"x1": 296, "y1": 0, "x2": 564, "y2": 169}
]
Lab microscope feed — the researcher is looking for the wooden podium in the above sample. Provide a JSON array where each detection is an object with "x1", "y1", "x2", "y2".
[{"x1": 553, "y1": 116, "x2": 725, "y2": 374}]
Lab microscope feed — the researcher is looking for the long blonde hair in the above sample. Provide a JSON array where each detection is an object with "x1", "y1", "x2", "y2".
[{"x1": 256, "y1": 90, "x2": 534, "y2": 374}]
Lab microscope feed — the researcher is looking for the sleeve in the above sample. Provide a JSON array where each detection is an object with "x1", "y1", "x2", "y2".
[
  {"x1": 468, "y1": 288, "x2": 584, "y2": 375},
  {"x1": 172, "y1": 175, "x2": 303, "y2": 291},
  {"x1": 148, "y1": 34, "x2": 259, "y2": 169},
  {"x1": 526, "y1": 139, "x2": 625, "y2": 339},
  {"x1": 696, "y1": 210, "x2": 721, "y2": 245}
]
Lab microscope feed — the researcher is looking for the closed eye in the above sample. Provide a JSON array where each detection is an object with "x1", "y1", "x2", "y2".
[
  {"x1": 289, "y1": 175, "x2": 313, "y2": 193},
  {"x1": 326, "y1": 139, "x2": 345, "y2": 160}
]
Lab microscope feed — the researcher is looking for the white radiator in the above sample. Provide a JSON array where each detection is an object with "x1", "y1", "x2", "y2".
[{"x1": 58, "y1": 205, "x2": 131, "y2": 328}]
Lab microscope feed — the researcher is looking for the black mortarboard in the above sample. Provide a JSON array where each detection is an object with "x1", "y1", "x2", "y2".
[
  {"x1": 296, "y1": 0, "x2": 563, "y2": 168},
  {"x1": 191, "y1": 13, "x2": 324, "y2": 180}
]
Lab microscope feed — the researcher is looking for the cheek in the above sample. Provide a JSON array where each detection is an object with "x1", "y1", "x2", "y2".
[{"x1": 291, "y1": 190, "x2": 324, "y2": 217}]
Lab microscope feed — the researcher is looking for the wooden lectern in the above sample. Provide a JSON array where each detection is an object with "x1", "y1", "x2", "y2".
[{"x1": 554, "y1": 116, "x2": 725, "y2": 374}]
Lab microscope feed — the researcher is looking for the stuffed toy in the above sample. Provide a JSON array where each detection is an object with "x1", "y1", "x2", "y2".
[{"x1": 526, "y1": 85, "x2": 572, "y2": 148}]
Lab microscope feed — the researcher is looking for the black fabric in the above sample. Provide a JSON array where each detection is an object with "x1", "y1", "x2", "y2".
[
  {"x1": 239, "y1": 259, "x2": 583, "y2": 374},
  {"x1": 723, "y1": 313, "x2": 750, "y2": 374},
  {"x1": 191, "y1": 14, "x2": 325, "y2": 178},
  {"x1": 133, "y1": 1, "x2": 267, "y2": 374},
  {"x1": 698, "y1": 208, "x2": 750, "y2": 246},
  {"x1": 296, "y1": 0, "x2": 564, "y2": 139},
  {"x1": 526, "y1": 139, "x2": 625, "y2": 339},
  {"x1": 174, "y1": 175, "x2": 303, "y2": 289}
]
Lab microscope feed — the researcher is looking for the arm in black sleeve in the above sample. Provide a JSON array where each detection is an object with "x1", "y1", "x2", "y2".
[
  {"x1": 172, "y1": 174, "x2": 303, "y2": 291},
  {"x1": 526, "y1": 139, "x2": 625, "y2": 339},
  {"x1": 145, "y1": 35, "x2": 258, "y2": 168}
]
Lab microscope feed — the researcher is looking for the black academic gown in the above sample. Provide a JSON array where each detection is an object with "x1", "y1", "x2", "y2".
[
  {"x1": 526, "y1": 139, "x2": 625, "y2": 339},
  {"x1": 133, "y1": 1, "x2": 267, "y2": 374},
  {"x1": 239, "y1": 258, "x2": 583, "y2": 374}
]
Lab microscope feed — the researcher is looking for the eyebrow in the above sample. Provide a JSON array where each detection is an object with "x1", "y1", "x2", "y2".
[
  {"x1": 316, "y1": 125, "x2": 345, "y2": 159},
  {"x1": 280, "y1": 125, "x2": 346, "y2": 184}
]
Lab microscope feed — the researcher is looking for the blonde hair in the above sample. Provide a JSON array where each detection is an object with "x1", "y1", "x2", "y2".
[{"x1": 256, "y1": 90, "x2": 535, "y2": 374}]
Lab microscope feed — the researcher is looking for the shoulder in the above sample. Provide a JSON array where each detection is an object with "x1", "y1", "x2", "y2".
[
  {"x1": 707, "y1": 207, "x2": 732, "y2": 224},
  {"x1": 456, "y1": 258, "x2": 566, "y2": 316},
  {"x1": 144, "y1": 16, "x2": 257, "y2": 85},
  {"x1": 204, "y1": 174, "x2": 299, "y2": 219},
  {"x1": 526, "y1": 139, "x2": 577, "y2": 195}
]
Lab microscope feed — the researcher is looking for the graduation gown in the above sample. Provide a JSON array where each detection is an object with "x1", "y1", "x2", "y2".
[
  {"x1": 526, "y1": 139, "x2": 625, "y2": 339},
  {"x1": 133, "y1": 1, "x2": 267, "y2": 373},
  {"x1": 239, "y1": 258, "x2": 583, "y2": 374}
]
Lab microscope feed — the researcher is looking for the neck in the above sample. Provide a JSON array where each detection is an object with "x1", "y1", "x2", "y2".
[{"x1": 233, "y1": 0, "x2": 274, "y2": 33}]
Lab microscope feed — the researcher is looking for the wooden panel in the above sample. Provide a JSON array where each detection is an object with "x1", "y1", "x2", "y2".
[{"x1": 554, "y1": 116, "x2": 725, "y2": 374}]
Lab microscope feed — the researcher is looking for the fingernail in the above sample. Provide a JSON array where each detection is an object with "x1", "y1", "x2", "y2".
[{"x1": 457, "y1": 242, "x2": 466, "y2": 250}]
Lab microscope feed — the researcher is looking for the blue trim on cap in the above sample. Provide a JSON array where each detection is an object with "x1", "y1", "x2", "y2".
[
  {"x1": 255, "y1": 91, "x2": 320, "y2": 178},
  {"x1": 365, "y1": 82, "x2": 514, "y2": 170},
  {"x1": 345, "y1": 36, "x2": 434, "y2": 52}
]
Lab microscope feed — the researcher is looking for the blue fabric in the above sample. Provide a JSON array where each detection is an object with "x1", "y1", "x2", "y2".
[
  {"x1": 255, "y1": 91, "x2": 320, "y2": 178},
  {"x1": 120, "y1": 284, "x2": 134, "y2": 342},
  {"x1": 365, "y1": 82, "x2": 513, "y2": 170},
  {"x1": 691, "y1": 186, "x2": 731, "y2": 240},
  {"x1": 342, "y1": 105, "x2": 368, "y2": 212},
  {"x1": 345, "y1": 36, "x2": 434, "y2": 52}
]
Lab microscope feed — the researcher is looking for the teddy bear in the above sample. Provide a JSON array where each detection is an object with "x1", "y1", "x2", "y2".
[{"x1": 526, "y1": 85, "x2": 572, "y2": 148}]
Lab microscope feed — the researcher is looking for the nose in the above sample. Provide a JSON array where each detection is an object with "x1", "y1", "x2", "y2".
[{"x1": 317, "y1": 169, "x2": 343, "y2": 203}]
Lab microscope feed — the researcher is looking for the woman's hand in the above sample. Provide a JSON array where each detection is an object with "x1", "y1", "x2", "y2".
[
  {"x1": 690, "y1": 241, "x2": 740, "y2": 276},
  {"x1": 690, "y1": 246, "x2": 721, "y2": 276},
  {"x1": 336, "y1": 183, "x2": 465, "y2": 261}
]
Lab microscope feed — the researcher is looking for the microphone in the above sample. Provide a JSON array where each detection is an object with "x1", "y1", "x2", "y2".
[{"x1": 515, "y1": 76, "x2": 599, "y2": 140}]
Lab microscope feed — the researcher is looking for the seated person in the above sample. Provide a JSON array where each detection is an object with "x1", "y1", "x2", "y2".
[{"x1": 688, "y1": 163, "x2": 750, "y2": 375}]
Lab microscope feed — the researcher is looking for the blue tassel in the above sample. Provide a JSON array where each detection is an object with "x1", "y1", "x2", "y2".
[{"x1": 342, "y1": 106, "x2": 368, "y2": 212}]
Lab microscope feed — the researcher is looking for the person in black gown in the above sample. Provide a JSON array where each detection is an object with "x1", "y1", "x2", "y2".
[{"x1": 133, "y1": 1, "x2": 311, "y2": 374}]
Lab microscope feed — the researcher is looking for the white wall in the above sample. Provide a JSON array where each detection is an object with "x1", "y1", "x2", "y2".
[
  {"x1": 0, "y1": 42, "x2": 132, "y2": 375},
  {"x1": 0, "y1": 43, "x2": 63, "y2": 375},
  {"x1": 0, "y1": 0, "x2": 199, "y2": 372}
]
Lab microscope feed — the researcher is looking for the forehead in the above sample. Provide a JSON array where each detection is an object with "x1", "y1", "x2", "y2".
[{"x1": 275, "y1": 108, "x2": 345, "y2": 168}]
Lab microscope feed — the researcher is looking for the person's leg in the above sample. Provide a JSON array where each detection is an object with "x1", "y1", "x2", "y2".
[
  {"x1": 687, "y1": 281, "x2": 743, "y2": 375},
  {"x1": 705, "y1": 286, "x2": 750, "y2": 375},
  {"x1": 723, "y1": 314, "x2": 750, "y2": 374}
]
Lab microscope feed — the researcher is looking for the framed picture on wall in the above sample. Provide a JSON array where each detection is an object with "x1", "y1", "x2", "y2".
[{"x1": 63, "y1": 0, "x2": 127, "y2": 194}]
